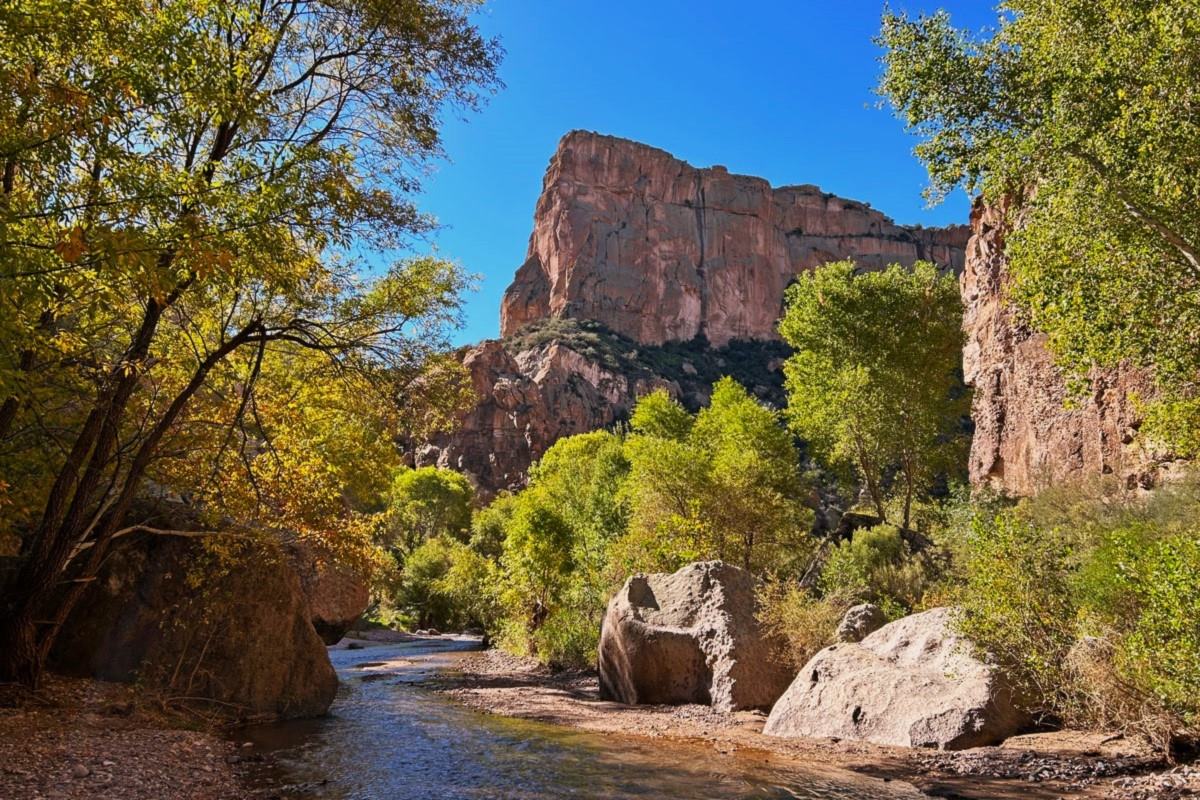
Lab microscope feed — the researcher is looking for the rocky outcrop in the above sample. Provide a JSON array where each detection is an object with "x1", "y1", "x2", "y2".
[
  {"x1": 502, "y1": 131, "x2": 969, "y2": 347},
  {"x1": 53, "y1": 534, "x2": 337, "y2": 720},
  {"x1": 415, "y1": 336, "x2": 678, "y2": 495},
  {"x1": 414, "y1": 322, "x2": 792, "y2": 497},
  {"x1": 835, "y1": 603, "x2": 887, "y2": 643},
  {"x1": 288, "y1": 542, "x2": 370, "y2": 645},
  {"x1": 422, "y1": 132, "x2": 968, "y2": 497},
  {"x1": 961, "y1": 199, "x2": 1170, "y2": 495},
  {"x1": 764, "y1": 607, "x2": 1024, "y2": 750},
  {"x1": 597, "y1": 561, "x2": 791, "y2": 712}
]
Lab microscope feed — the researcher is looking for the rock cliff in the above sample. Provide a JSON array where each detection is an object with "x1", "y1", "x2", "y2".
[
  {"x1": 961, "y1": 199, "x2": 1172, "y2": 495},
  {"x1": 421, "y1": 133, "x2": 968, "y2": 496},
  {"x1": 415, "y1": 321, "x2": 790, "y2": 496},
  {"x1": 501, "y1": 131, "x2": 969, "y2": 346}
]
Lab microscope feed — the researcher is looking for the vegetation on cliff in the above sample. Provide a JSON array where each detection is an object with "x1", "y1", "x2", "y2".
[{"x1": 879, "y1": 0, "x2": 1200, "y2": 454}]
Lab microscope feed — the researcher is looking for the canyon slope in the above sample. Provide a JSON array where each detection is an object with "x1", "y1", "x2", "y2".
[{"x1": 417, "y1": 132, "x2": 968, "y2": 496}]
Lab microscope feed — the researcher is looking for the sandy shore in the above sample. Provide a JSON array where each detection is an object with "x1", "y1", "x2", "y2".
[
  {"x1": 429, "y1": 649, "x2": 1199, "y2": 800},
  {"x1": 0, "y1": 677, "x2": 253, "y2": 800}
]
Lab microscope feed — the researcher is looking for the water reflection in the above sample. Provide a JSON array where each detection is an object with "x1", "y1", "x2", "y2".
[{"x1": 241, "y1": 638, "x2": 913, "y2": 800}]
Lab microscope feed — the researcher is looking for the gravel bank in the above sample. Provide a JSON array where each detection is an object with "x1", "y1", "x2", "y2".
[
  {"x1": 0, "y1": 677, "x2": 249, "y2": 800},
  {"x1": 430, "y1": 649, "x2": 1199, "y2": 800}
]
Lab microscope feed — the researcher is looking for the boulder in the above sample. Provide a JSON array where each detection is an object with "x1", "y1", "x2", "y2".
[
  {"x1": 53, "y1": 533, "x2": 337, "y2": 720},
  {"x1": 287, "y1": 542, "x2": 370, "y2": 645},
  {"x1": 764, "y1": 607, "x2": 1024, "y2": 750},
  {"x1": 835, "y1": 603, "x2": 887, "y2": 643},
  {"x1": 598, "y1": 561, "x2": 791, "y2": 711}
]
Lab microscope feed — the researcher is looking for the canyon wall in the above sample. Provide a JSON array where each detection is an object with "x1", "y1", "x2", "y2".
[
  {"x1": 501, "y1": 131, "x2": 969, "y2": 347},
  {"x1": 418, "y1": 132, "x2": 967, "y2": 496},
  {"x1": 961, "y1": 199, "x2": 1172, "y2": 495}
]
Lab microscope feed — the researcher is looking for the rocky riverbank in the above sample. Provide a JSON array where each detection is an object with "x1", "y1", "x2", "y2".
[
  {"x1": 0, "y1": 677, "x2": 256, "y2": 800},
  {"x1": 430, "y1": 649, "x2": 1199, "y2": 800}
]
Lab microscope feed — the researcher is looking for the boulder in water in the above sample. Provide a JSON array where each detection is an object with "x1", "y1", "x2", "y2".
[{"x1": 287, "y1": 542, "x2": 370, "y2": 645}]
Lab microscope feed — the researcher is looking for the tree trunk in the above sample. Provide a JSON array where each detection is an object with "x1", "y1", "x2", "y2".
[{"x1": 0, "y1": 607, "x2": 43, "y2": 687}]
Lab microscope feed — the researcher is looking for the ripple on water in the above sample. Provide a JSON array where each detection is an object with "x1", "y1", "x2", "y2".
[{"x1": 239, "y1": 638, "x2": 914, "y2": 800}]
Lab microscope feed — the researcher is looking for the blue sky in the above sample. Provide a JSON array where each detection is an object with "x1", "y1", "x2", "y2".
[{"x1": 410, "y1": 1, "x2": 998, "y2": 345}]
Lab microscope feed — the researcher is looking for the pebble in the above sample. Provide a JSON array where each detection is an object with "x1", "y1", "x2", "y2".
[{"x1": 70, "y1": 764, "x2": 90, "y2": 779}]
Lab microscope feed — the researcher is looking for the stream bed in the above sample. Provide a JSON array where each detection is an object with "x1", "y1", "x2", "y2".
[{"x1": 240, "y1": 637, "x2": 919, "y2": 800}]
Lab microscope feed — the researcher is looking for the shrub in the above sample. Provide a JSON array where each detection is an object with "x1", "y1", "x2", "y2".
[
  {"x1": 956, "y1": 482, "x2": 1200, "y2": 751},
  {"x1": 819, "y1": 523, "x2": 935, "y2": 618},
  {"x1": 758, "y1": 581, "x2": 849, "y2": 670}
]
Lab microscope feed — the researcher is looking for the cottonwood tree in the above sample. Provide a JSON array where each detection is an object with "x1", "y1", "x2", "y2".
[
  {"x1": 383, "y1": 466, "x2": 475, "y2": 557},
  {"x1": 0, "y1": 0, "x2": 500, "y2": 685},
  {"x1": 779, "y1": 261, "x2": 967, "y2": 530},
  {"x1": 878, "y1": 1, "x2": 1200, "y2": 451},
  {"x1": 621, "y1": 380, "x2": 813, "y2": 574}
]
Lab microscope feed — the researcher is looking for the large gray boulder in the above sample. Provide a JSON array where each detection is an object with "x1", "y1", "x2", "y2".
[
  {"x1": 598, "y1": 561, "x2": 791, "y2": 711},
  {"x1": 764, "y1": 607, "x2": 1024, "y2": 750},
  {"x1": 53, "y1": 534, "x2": 337, "y2": 720}
]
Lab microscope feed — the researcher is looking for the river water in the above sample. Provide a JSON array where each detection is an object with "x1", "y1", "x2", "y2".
[{"x1": 240, "y1": 637, "x2": 918, "y2": 800}]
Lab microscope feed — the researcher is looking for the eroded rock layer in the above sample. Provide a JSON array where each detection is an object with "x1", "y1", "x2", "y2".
[
  {"x1": 501, "y1": 131, "x2": 969, "y2": 347},
  {"x1": 414, "y1": 321, "x2": 792, "y2": 498},
  {"x1": 961, "y1": 199, "x2": 1171, "y2": 495}
]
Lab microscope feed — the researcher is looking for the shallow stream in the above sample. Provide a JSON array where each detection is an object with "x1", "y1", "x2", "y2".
[{"x1": 240, "y1": 637, "x2": 917, "y2": 800}]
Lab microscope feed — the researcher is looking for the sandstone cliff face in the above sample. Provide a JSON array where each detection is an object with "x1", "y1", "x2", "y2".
[
  {"x1": 962, "y1": 200, "x2": 1167, "y2": 494},
  {"x1": 501, "y1": 131, "x2": 969, "y2": 346},
  {"x1": 415, "y1": 337, "x2": 678, "y2": 495},
  {"x1": 414, "y1": 321, "x2": 793, "y2": 498}
]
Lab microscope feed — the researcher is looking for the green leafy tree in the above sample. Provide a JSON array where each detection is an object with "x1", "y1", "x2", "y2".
[
  {"x1": 0, "y1": 0, "x2": 500, "y2": 685},
  {"x1": 878, "y1": 1, "x2": 1200, "y2": 453},
  {"x1": 779, "y1": 261, "x2": 968, "y2": 529},
  {"x1": 469, "y1": 491, "x2": 518, "y2": 560},
  {"x1": 628, "y1": 389, "x2": 693, "y2": 440},
  {"x1": 384, "y1": 466, "x2": 474, "y2": 556},
  {"x1": 622, "y1": 380, "x2": 813, "y2": 573},
  {"x1": 500, "y1": 497, "x2": 575, "y2": 637}
]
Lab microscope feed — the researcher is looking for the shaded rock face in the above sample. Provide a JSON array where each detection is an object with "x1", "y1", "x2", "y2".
[
  {"x1": 502, "y1": 131, "x2": 969, "y2": 347},
  {"x1": 597, "y1": 561, "x2": 791, "y2": 712},
  {"x1": 962, "y1": 200, "x2": 1169, "y2": 495},
  {"x1": 416, "y1": 338, "x2": 677, "y2": 496},
  {"x1": 835, "y1": 603, "x2": 887, "y2": 643},
  {"x1": 53, "y1": 534, "x2": 337, "y2": 720},
  {"x1": 764, "y1": 607, "x2": 1024, "y2": 750},
  {"x1": 287, "y1": 543, "x2": 370, "y2": 645}
]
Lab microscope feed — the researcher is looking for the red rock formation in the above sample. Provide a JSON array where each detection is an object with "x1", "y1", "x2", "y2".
[
  {"x1": 415, "y1": 338, "x2": 678, "y2": 496},
  {"x1": 961, "y1": 199, "x2": 1170, "y2": 495},
  {"x1": 501, "y1": 131, "x2": 969, "y2": 346},
  {"x1": 422, "y1": 132, "x2": 969, "y2": 496}
]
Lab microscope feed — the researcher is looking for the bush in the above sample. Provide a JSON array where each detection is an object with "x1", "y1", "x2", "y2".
[
  {"x1": 393, "y1": 536, "x2": 458, "y2": 630},
  {"x1": 819, "y1": 524, "x2": 935, "y2": 618},
  {"x1": 758, "y1": 581, "x2": 849, "y2": 670},
  {"x1": 956, "y1": 482, "x2": 1200, "y2": 751}
]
